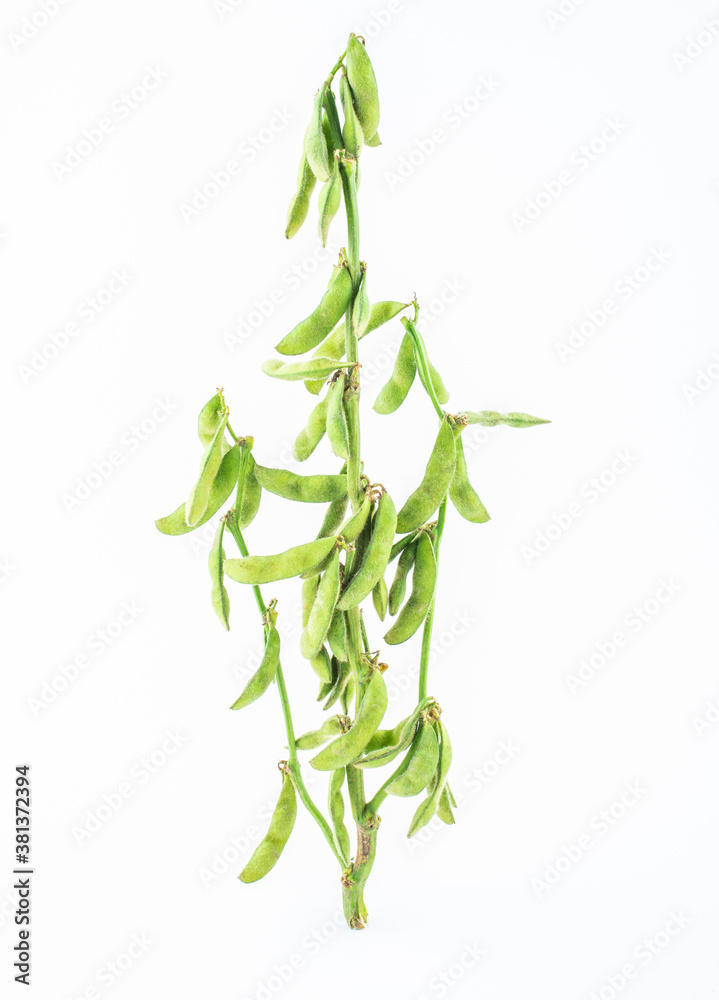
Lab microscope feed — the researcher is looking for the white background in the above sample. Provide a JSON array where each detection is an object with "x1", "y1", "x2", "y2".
[{"x1": 3, "y1": 0, "x2": 719, "y2": 997}]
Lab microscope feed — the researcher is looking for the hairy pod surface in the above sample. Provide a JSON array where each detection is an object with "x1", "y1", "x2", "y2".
[
  {"x1": 337, "y1": 492, "x2": 397, "y2": 610},
  {"x1": 275, "y1": 264, "x2": 353, "y2": 356},
  {"x1": 395, "y1": 416, "x2": 456, "y2": 534},
  {"x1": 300, "y1": 547, "x2": 341, "y2": 659},
  {"x1": 407, "y1": 719, "x2": 452, "y2": 837},
  {"x1": 326, "y1": 374, "x2": 350, "y2": 459},
  {"x1": 384, "y1": 531, "x2": 436, "y2": 644},
  {"x1": 198, "y1": 391, "x2": 226, "y2": 448},
  {"x1": 388, "y1": 539, "x2": 417, "y2": 616},
  {"x1": 310, "y1": 668, "x2": 388, "y2": 770},
  {"x1": 328, "y1": 767, "x2": 351, "y2": 860},
  {"x1": 155, "y1": 442, "x2": 241, "y2": 536},
  {"x1": 239, "y1": 771, "x2": 297, "y2": 882},
  {"x1": 238, "y1": 453, "x2": 262, "y2": 529},
  {"x1": 339, "y1": 69, "x2": 363, "y2": 157},
  {"x1": 318, "y1": 153, "x2": 342, "y2": 247},
  {"x1": 295, "y1": 714, "x2": 344, "y2": 751},
  {"x1": 293, "y1": 395, "x2": 329, "y2": 462},
  {"x1": 373, "y1": 331, "x2": 416, "y2": 414},
  {"x1": 225, "y1": 536, "x2": 336, "y2": 585},
  {"x1": 254, "y1": 466, "x2": 347, "y2": 503},
  {"x1": 209, "y1": 519, "x2": 230, "y2": 630},
  {"x1": 230, "y1": 623, "x2": 280, "y2": 710},
  {"x1": 386, "y1": 719, "x2": 439, "y2": 796},
  {"x1": 285, "y1": 154, "x2": 317, "y2": 240},
  {"x1": 186, "y1": 412, "x2": 229, "y2": 526},
  {"x1": 262, "y1": 357, "x2": 350, "y2": 381},
  {"x1": 304, "y1": 87, "x2": 331, "y2": 182},
  {"x1": 449, "y1": 433, "x2": 490, "y2": 523},
  {"x1": 345, "y1": 34, "x2": 380, "y2": 142}
]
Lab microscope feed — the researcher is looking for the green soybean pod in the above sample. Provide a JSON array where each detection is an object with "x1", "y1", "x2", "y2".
[
  {"x1": 295, "y1": 714, "x2": 344, "y2": 750},
  {"x1": 155, "y1": 442, "x2": 241, "y2": 536},
  {"x1": 461, "y1": 410, "x2": 550, "y2": 428},
  {"x1": 285, "y1": 154, "x2": 317, "y2": 240},
  {"x1": 388, "y1": 540, "x2": 417, "y2": 616},
  {"x1": 386, "y1": 719, "x2": 439, "y2": 796},
  {"x1": 372, "y1": 575, "x2": 388, "y2": 621},
  {"x1": 262, "y1": 357, "x2": 351, "y2": 382},
  {"x1": 318, "y1": 153, "x2": 342, "y2": 248},
  {"x1": 309, "y1": 645, "x2": 333, "y2": 683},
  {"x1": 365, "y1": 130, "x2": 381, "y2": 147},
  {"x1": 326, "y1": 375, "x2": 350, "y2": 460},
  {"x1": 345, "y1": 34, "x2": 380, "y2": 141},
  {"x1": 328, "y1": 766, "x2": 351, "y2": 860},
  {"x1": 338, "y1": 493, "x2": 371, "y2": 543},
  {"x1": 449, "y1": 434, "x2": 490, "y2": 523},
  {"x1": 437, "y1": 784, "x2": 455, "y2": 825},
  {"x1": 337, "y1": 491, "x2": 397, "y2": 611},
  {"x1": 326, "y1": 609, "x2": 348, "y2": 662},
  {"x1": 351, "y1": 268, "x2": 371, "y2": 338},
  {"x1": 388, "y1": 530, "x2": 418, "y2": 562},
  {"x1": 407, "y1": 719, "x2": 453, "y2": 837},
  {"x1": 293, "y1": 395, "x2": 328, "y2": 462},
  {"x1": 362, "y1": 718, "x2": 408, "y2": 754},
  {"x1": 186, "y1": 412, "x2": 229, "y2": 526},
  {"x1": 355, "y1": 711, "x2": 420, "y2": 769},
  {"x1": 310, "y1": 668, "x2": 388, "y2": 770},
  {"x1": 230, "y1": 623, "x2": 280, "y2": 710},
  {"x1": 395, "y1": 417, "x2": 456, "y2": 534},
  {"x1": 238, "y1": 453, "x2": 262, "y2": 529},
  {"x1": 225, "y1": 536, "x2": 336, "y2": 585},
  {"x1": 323, "y1": 659, "x2": 349, "y2": 710},
  {"x1": 253, "y1": 466, "x2": 347, "y2": 503},
  {"x1": 275, "y1": 265, "x2": 353, "y2": 356},
  {"x1": 239, "y1": 770, "x2": 297, "y2": 883},
  {"x1": 317, "y1": 495, "x2": 349, "y2": 539},
  {"x1": 373, "y1": 332, "x2": 416, "y2": 414},
  {"x1": 339, "y1": 68, "x2": 363, "y2": 157},
  {"x1": 302, "y1": 575, "x2": 319, "y2": 628},
  {"x1": 414, "y1": 349, "x2": 450, "y2": 406},
  {"x1": 208, "y1": 518, "x2": 230, "y2": 630},
  {"x1": 384, "y1": 532, "x2": 436, "y2": 644},
  {"x1": 197, "y1": 390, "x2": 226, "y2": 447},
  {"x1": 304, "y1": 87, "x2": 331, "y2": 182},
  {"x1": 300, "y1": 547, "x2": 340, "y2": 659}
]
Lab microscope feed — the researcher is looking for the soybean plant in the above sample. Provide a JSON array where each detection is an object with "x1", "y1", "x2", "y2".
[{"x1": 156, "y1": 34, "x2": 549, "y2": 929}]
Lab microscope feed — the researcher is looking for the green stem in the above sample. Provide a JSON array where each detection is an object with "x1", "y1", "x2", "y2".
[{"x1": 418, "y1": 498, "x2": 447, "y2": 701}]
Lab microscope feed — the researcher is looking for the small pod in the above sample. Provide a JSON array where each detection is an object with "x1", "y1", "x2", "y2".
[
  {"x1": 384, "y1": 531, "x2": 436, "y2": 645},
  {"x1": 300, "y1": 547, "x2": 341, "y2": 659},
  {"x1": 275, "y1": 265, "x2": 353, "y2": 356},
  {"x1": 339, "y1": 69, "x2": 363, "y2": 158},
  {"x1": 337, "y1": 492, "x2": 397, "y2": 611},
  {"x1": 295, "y1": 714, "x2": 344, "y2": 751},
  {"x1": 373, "y1": 332, "x2": 416, "y2": 414},
  {"x1": 317, "y1": 494, "x2": 349, "y2": 539},
  {"x1": 351, "y1": 268, "x2": 371, "y2": 338},
  {"x1": 318, "y1": 153, "x2": 342, "y2": 248},
  {"x1": 225, "y1": 536, "x2": 336, "y2": 585},
  {"x1": 293, "y1": 395, "x2": 329, "y2": 463},
  {"x1": 388, "y1": 539, "x2": 417, "y2": 616},
  {"x1": 238, "y1": 452, "x2": 262, "y2": 530},
  {"x1": 449, "y1": 433, "x2": 490, "y2": 523},
  {"x1": 407, "y1": 719, "x2": 452, "y2": 838},
  {"x1": 437, "y1": 784, "x2": 455, "y2": 825},
  {"x1": 262, "y1": 357, "x2": 351, "y2": 382},
  {"x1": 208, "y1": 518, "x2": 230, "y2": 630},
  {"x1": 239, "y1": 770, "x2": 296, "y2": 882},
  {"x1": 198, "y1": 390, "x2": 226, "y2": 447},
  {"x1": 253, "y1": 465, "x2": 347, "y2": 504},
  {"x1": 345, "y1": 34, "x2": 380, "y2": 142},
  {"x1": 309, "y1": 645, "x2": 333, "y2": 683},
  {"x1": 461, "y1": 410, "x2": 550, "y2": 428},
  {"x1": 310, "y1": 668, "x2": 388, "y2": 770},
  {"x1": 372, "y1": 574, "x2": 388, "y2": 621},
  {"x1": 386, "y1": 719, "x2": 439, "y2": 796},
  {"x1": 328, "y1": 767, "x2": 351, "y2": 860},
  {"x1": 337, "y1": 493, "x2": 371, "y2": 543},
  {"x1": 186, "y1": 412, "x2": 229, "y2": 526},
  {"x1": 326, "y1": 609, "x2": 348, "y2": 662},
  {"x1": 395, "y1": 416, "x2": 456, "y2": 534},
  {"x1": 230, "y1": 622, "x2": 280, "y2": 710},
  {"x1": 156, "y1": 442, "x2": 240, "y2": 536},
  {"x1": 304, "y1": 87, "x2": 331, "y2": 182},
  {"x1": 326, "y1": 374, "x2": 350, "y2": 460},
  {"x1": 285, "y1": 154, "x2": 317, "y2": 240},
  {"x1": 355, "y1": 711, "x2": 420, "y2": 769}
]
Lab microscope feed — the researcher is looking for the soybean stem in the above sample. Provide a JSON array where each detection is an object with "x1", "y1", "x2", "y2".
[{"x1": 418, "y1": 497, "x2": 447, "y2": 702}]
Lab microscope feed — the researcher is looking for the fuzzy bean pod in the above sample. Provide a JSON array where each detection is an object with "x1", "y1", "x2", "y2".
[
  {"x1": 437, "y1": 784, "x2": 455, "y2": 825},
  {"x1": 326, "y1": 374, "x2": 350, "y2": 460},
  {"x1": 355, "y1": 711, "x2": 421, "y2": 769},
  {"x1": 275, "y1": 265, "x2": 353, "y2": 356},
  {"x1": 155, "y1": 442, "x2": 241, "y2": 536},
  {"x1": 338, "y1": 493, "x2": 371, "y2": 543},
  {"x1": 208, "y1": 518, "x2": 230, "y2": 630},
  {"x1": 318, "y1": 153, "x2": 342, "y2": 247},
  {"x1": 461, "y1": 410, "x2": 550, "y2": 428},
  {"x1": 386, "y1": 718, "x2": 439, "y2": 796},
  {"x1": 373, "y1": 332, "x2": 416, "y2": 414},
  {"x1": 384, "y1": 531, "x2": 436, "y2": 644},
  {"x1": 326, "y1": 609, "x2": 348, "y2": 662},
  {"x1": 300, "y1": 547, "x2": 341, "y2": 659},
  {"x1": 304, "y1": 87, "x2": 331, "y2": 182},
  {"x1": 351, "y1": 268, "x2": 371, "y2": 338},
  {"x1": 395, "y1": 416, "x2": 456, "y2": 534},
  {"x1": 407, "y1": 719, "x2": 452, "y2": 837},
  {"x1": 449, "y1": 433, "x2": 490, "y2": 523},
  {"x1": 328, "y1": 767, "x2": 351, "y2": 860},
  {"x1": 225, "y1": 536, "x2": 336, "y2": 585},
  {"x1": 345, "y1": 34, "x2": 380, "y2": 142},
  {"x1": 310, "y1": 668, "x2": 388, "y2": 770},
  {"x1": 309, "y1": 645, "x2": 333, "y2": 683},
  {"x1": 337, "y1": 492, "x2": 397, "y2": 610},
  {"x1": 197, "y1": 391, "x2": 226, "y2": 448},
  {"x1": 230, "y1": 621, "x2": 280, "y2": 710},
  {"x1": 293, "y1": 395, "x2": 329, "y2": 462},
  {"x1": 238, "y1": 453, "x2": 262, "y2": 529},
  {"x1": 295, "y1": 714, "x2": 344, "y2": 750},
  {"x1": 239, "y1": 770, "x2": 297, "y2": 882},
  {"x1": 317, "y1": 494, "x2": 349, "y2": 539},
  {"x1": 285, "y1": 154, "x2": 317, "y2": 240},
  {"x1": 372, "y1": 574, "x2": 388, "y2": 621},
  {"x1": 253, "y1": 465, "x2": 347, "y2": 503},
  {"x1": 186, "y1": 411, "x2": 229, "y2": 526},
  {"x1": 339, "y1": 69, "x2": 363, "y2": 157},
  {"x1": 388, "y1": 539, "x2": 417, "y2": 616},
  {"x1": 262, "y1": 357, "x2": 351, "y2": 381}
]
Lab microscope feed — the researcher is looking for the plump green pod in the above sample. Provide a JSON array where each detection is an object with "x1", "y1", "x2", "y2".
[
  {"x1": 230, "y1": 623, "x2": 280, "y2": 710},
  {"x1": 384, "y1": 532, "x2": 436, "y2": 644},
  {"x1": 386, "y1": 719, "x2": 439, "y2": 796},
  {"x1": 293, "y1": 395, "x2": 328, "y2": 462},
  {"x1": 449, "y1": 434, "x2": 490, "y2": 523},
  {"x1": 318, "y1": 154, "x2": 342, "y2": 248},
  {"x1": 225, "y1": 536, "x2": 336, "y2": 585},
  {"x1": 304, "y1": 300, "x2": 410, "y2": 393},
  {"x1": 262, "y1": 357, "x2": 351, "y2": 381},
  {"x1": 275, "y1": 265, "x2": 353, "y2": 356},
  {"x1": 365, "y1": 130, "x2": 381, "y2": 147},
  {"x1": 388, "y1": 540, "x2": 417, "y2": 616},
  {"x1": 461, "y1": 410, "x2": 550, "y2": 428},
  {"x1": 301, "y1": 575, "x2": 319, "y2": 628},
  {"x1": 309, "y1": 645, "x2": 333, "y2": 683},
  {"x1": 208, "y1": 519, "x2": 230, "y2": 630},
  {"x1": 198, "y1": 390, "x2": 226, "y2": 447},
  {"x1": 407, "y1": 719, "x2": 452, "y2": 837},
  {"x1": 328, "y1": 767, "x2": 351, "y2": 860},
  {"x1": 395, "y1": 417, "x2": 456, "y2": 534},
  {"x1": 345, "y1": 34, "x2": 380, "y2": 141},
  {"x1": 253, "y1": 465, "x2": 347, "y2": 503},
  {"x1": 372, "y1": 574, "x2": 388, "y2": 621},
  {"x1": 304, "y1": 87, "x2": 331, "y2": 182},
  {"x1": 238, "y1": 453, "x2": 262, "y2": 529},
  {"x1": 355, "y1": 711, "x2": 420, "y2": 769},
  {"x1": 351, "y1": 268, "x2": 371, "y2": 338},
  {"x1": 339, "y1": 69, "x2": 363, "y2": 157},
  {"x1": 285, "y1": 154, "x2": 317, "y2": 240},
  {"x1": 337, "y1": 492, "x2": 397, "y2": 610},
  {"x1": 186, "y1": 412, "x2": 229, "y2": 526},
  {"x1": 239, "y1": 771, "x2": 296, "y2": 882},
  {"x1": 310, "y1": 668, "x2": 388, "y2": 770},
  {"x1": 373, "y1": 332, "x2": 416, "y2": 414},
  {"x1": 326, "y1": 609, "x2": 348, "y2": 662},
  {"x1": 295, "y1": 714, "x2": 344, "y2": 750},
  {"x1": 326, "y1": 375, "x2": 350, "y2": 459},
  {"x1": 300, "y1": 548, "x2": 340, "y2": 659},
  {"x1": 437, "y1": 784, "x2": 455, "y2": 825},
  {"x1": 155, "y1": 442, "x2": 241, "y2": 536},
  {"x1": 323, "y1": 658, "x2": 350, "y2": 709},
  {"x1": 338, "y1": 493, "x2": 371, "y2": 543},
  {"x1": 317, "y1": 494, "x2": 349, "y2": 539}
]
